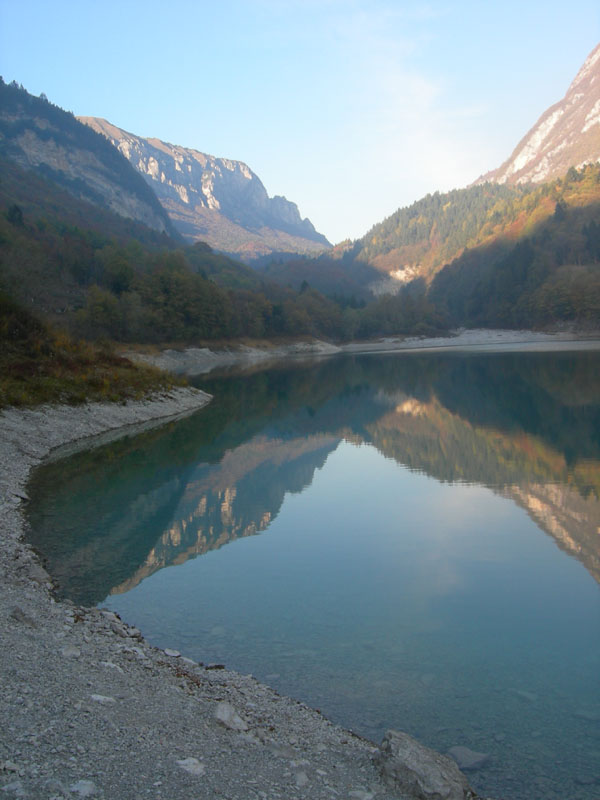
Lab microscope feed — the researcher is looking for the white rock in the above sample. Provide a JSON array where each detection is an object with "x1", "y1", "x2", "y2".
[
  {"x1": 99, "y1": 661, "x2": 124, "y2": 673},
  {"x1": 69, "y1": 780, "x2": 97, "y2": 797},
  {"x1": 90, "y1": 694, "x2": 116, "y2": 704},
  {"x1": 164, "y1": 648, "x2": 180, "y2": 657},
  {"x1": 176, "y1": 757, "x2": 205, "y2": 776},
  {"x1": 215, "y1": 701, "x2": 249, "y2": 732},
  {"x1": 295, "y1": 771, "x2": 309, "y2": 787},
  {"x1": 377, "y1": 730, "x2": 472, "y2": 800},
  {"x1": 61, "y1": 645, "x2": 81, "y2": 658}
]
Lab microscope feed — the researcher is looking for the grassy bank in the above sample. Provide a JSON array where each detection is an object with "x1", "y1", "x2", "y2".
[{"x1": 0, "y1": 292, "x2": 185, "y2": 408}]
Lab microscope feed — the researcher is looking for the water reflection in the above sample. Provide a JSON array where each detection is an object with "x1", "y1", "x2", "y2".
[{"x1": 28, "y1": 351, "x2": 600, "y2": 601}]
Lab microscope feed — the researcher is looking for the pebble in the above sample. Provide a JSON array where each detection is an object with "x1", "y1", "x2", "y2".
[
  {"x1": 295, "y1": 770, "x2": 309, "y2": 787},
  {"x1": 176, "y1": 757, "x2": 206, "y2": 776},
  {"x1": 61, "y1": 645, "x2": 81, "y2": 658},
  {"x1": 9, "y1": 607, "x2": 37, "y2": 628},
  {"x1": 164, "y1": 648, "x2": 180, "y2": 657},
  {"x1": 69, "y1": 780, "x2": 97, "y2": 797},
  {"x1": 90, "y1": 694, "x2": 116, "y2": 704}
]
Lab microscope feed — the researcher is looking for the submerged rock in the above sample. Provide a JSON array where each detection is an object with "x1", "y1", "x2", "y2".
[
  {"x1": 447, "y1": 746, "x2": 490, "y2": 771},
  {"x1": 376, "y1": 729, "x2": 473, "y2": 800}
]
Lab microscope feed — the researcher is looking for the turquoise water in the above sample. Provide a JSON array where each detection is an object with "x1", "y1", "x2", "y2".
[{"x1": 27, "y1": 351, "x2": 600, "y2": 799}]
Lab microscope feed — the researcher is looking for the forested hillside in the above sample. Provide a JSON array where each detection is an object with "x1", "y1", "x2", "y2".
[
  {"x1": 257, "y1": 163, "x2": 600, "y2": 333},
  {"x1": 429, "y1": 165, "x2": 600, "y2": 327},
  {"x1": 0, "y1": 156, "x2": 359, "y2": 343},
  {"x1": 357, "y1": 183, "x2": 526, "y2": 280},
  {"x1": 355, "y1": 164, "x2": 600, "y2": 287}
]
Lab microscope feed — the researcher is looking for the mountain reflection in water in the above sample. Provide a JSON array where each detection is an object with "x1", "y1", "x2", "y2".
[
  {"x1": 27, "y1": 350, "x2": 600, "y2": 800},
  {"x1": 28, "y1": 351, "x2": 600, "y2": 602}
]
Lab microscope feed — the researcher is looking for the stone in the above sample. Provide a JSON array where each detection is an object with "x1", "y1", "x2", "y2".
[
  {"x1": 27, "y1": 563, "x2": 50, "y2": 584},
  {"x1": 215, "y1": 701, "x2": 249, "y2": 732},
  {"x1": 100, "y1": 610, "x2": 119, "y2": 622},
  {"x1": 0, "y1": 781, "x2": 27, "y2": 798},
  {"x1": 100, "y1": 660, "x2": 124, "y2": 673},
  {"x1": 176, "y1": 757, "x2": 206, "y2": 776},
  {"x1": 376, "y1": 730, "x2": 472, "y2": 800},
  {"x1": 61, "y1": 645, "x2": 81, "y2": 658},
  {"x1": 69, "y1": 780, "x2": 97, "y2": 797},
  {"x1": 0, "y1": 762, "x2": 21, "y2": 774},
  {"x1": 9, "y1": 607, "x2": 37, "y2": 628},
  {"x1": 574, "y1": 708, "x2": 600, "y2": 722},
  {"x1": 511, "y1": 688, "x2": 537, "y2": 703},
  {"x1": 447, "y1": 746, "x2": 490, "y2": 771},
  {"x1": 90, "y1": 694, "x2": 116, "y2": 704},
  {"x1": 164, "y1": 648, "x2": 180, "y2": 657},
  {"x1": 295, "y1": 771, "x2": 309, "y2": 787}
]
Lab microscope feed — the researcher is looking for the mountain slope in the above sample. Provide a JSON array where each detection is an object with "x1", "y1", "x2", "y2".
[
  {"x1": 0, "y1": 80, "x2": 175, "y2": 236},
  {"x1": 478, "y1": 43, "x2": 600, "y2": 185},
  {"x1": 79, "y1": 117, "x2": 330, "y2": 260}
]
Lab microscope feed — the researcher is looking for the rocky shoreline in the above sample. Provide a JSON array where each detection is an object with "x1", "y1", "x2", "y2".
[
  {"x1": 124, "y1": 328, "x2": 600, "y2": 375},
  {"x1": 0, "y1": 387, "x2": 489, "y2": 799}
]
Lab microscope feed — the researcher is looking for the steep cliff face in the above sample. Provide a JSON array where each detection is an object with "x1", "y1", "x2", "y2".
[
  {"x1": 0, "y1": 81, "x2": 174, "y2": 235},
  {"x1": 479, "y1": 43, "x2": 600, "y2": 185},
  {"x1": 79, "y1": 117, "x2": 330, "y2": 260}
]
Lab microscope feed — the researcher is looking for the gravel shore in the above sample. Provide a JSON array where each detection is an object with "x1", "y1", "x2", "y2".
[
  {"x1": 0, "y1": 387, "x2": 469, "y2": 800},
  {"x1": 124, "y1": 329, "x2": 600, "y2": 376}
]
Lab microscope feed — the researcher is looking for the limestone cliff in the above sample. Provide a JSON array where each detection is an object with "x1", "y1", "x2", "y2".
[
  {"x1": 79, "y1": 117, "x2": 331, "y2": 260},
  {"x1": 478, "y1": 43, "x2": 600, "y2": 185}
]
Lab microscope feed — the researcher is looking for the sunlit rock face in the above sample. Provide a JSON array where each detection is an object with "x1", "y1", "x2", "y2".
[
  {"x1": 478, "y1": 43, "x2": 600, "y2": 185},
  {"x1": 79, "y1": 117, "x2": 330, "y2": 261}
]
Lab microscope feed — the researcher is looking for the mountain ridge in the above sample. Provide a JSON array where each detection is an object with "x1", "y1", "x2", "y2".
[
  {"x1": 477, "y1": 42, "x2": 600, "y2": 185},
  {"x1": 79, "y1": 116, "x2": 331, "y2": 261}
]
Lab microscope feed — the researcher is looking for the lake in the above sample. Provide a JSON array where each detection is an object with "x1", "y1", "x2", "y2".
[{"x1": 27, "y1": 349, "x2": 600, "y2": 800}]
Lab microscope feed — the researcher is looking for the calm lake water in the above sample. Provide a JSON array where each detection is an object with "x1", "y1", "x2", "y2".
[{"x1": 27, "y1": 350, "x2": 600, "y2": 800}]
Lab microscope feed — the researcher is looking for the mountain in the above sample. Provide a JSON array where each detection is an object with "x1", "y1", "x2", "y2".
[
  {"x1": 308, "y1": 44, "x2": 600, "y2": 306},
  {"x1": 478, "y1": 43, "x2": 600, "y2": 185},
  {"x1": 79, "y1": 117, "x2": 331, "y2": 261},
  {"x1": 0, "y1": 80, "x2": 175, "y2": 236}
]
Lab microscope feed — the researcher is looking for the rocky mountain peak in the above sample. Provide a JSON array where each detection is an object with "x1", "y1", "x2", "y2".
[{"x1": 478, "y1": 42, "x2": 600, "y2": 185}]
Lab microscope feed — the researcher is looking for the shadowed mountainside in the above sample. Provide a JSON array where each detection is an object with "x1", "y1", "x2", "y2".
[{"x1": 0, "y1": 80, "x2": 176, "y2": 236}]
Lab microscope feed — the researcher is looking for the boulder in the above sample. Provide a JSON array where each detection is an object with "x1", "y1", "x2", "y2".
[{"x1": 375, "y1": 729, "x2": 474, "y2": 800}]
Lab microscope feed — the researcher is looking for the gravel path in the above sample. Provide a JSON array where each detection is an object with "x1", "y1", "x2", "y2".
[{"x1": 0, "y1": 388, "x2": 427, "y2": 800}]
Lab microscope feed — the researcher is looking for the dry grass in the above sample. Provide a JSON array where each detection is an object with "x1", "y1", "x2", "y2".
[{"x1": 0, "y1": 292, "x2": 185, "y2": 408}]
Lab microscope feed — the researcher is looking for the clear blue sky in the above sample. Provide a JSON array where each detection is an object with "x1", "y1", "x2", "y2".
[{"x1": 1, "y1": 0, "x2": 598, "y2": 243}]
